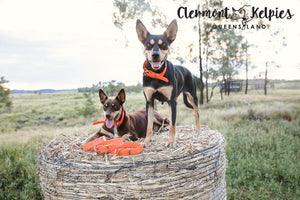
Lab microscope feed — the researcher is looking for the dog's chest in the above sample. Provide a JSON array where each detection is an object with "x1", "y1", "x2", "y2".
[{"x1": 143, "y1": 86, "x2": 173, "y2": 102}]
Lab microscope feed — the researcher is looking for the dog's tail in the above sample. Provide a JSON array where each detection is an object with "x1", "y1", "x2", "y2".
[{"x1": 183, "y1": 93, "x2": 193, "y2": 109}]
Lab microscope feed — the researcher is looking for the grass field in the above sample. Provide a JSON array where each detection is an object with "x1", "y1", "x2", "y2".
[{"x1": 0, "y1": 89, "x2": 299, "y2": 199}]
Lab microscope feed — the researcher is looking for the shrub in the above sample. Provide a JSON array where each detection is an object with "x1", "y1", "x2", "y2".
[
  {"x1": 79, "y1": 92, "x2": 97, "y2": 117},
  {"x1": 0, "y1": 77, "x2": 12, "y2": 111}
]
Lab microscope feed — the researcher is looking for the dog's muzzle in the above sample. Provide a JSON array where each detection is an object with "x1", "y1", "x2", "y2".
[
  {"x1": 149, "y1": 51, "x2": 169, "y2": 70},
  {"x1": 152, "y1": 51, "x2": 160, "y2": 60},
  {"x1": 150, "y1": 51, "x2": 161, "y2": 69}
]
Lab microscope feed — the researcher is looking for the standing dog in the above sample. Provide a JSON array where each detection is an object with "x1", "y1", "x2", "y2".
[
  {"x1": 84, "y1": 88, "x2": 169, "y2": 143},
  {"x1": 136, "y1": 19, "x2": 200, "y2": 147}
]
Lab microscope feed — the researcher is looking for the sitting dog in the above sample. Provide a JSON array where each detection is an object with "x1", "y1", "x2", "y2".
[
  {"x1": 136, "y1": 19, "x2": 200, "y2": 147},
  {"x1": 84, "y1": 88, "x2": 169, "y2": 143}
]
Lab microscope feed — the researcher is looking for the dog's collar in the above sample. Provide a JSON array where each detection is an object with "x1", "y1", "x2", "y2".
[
  {"x1": 115, "y1": 111, "x2": 125, "y2": 126},
  {"x1": 143, "y1": 61, "x2": 169, "y2": 83},
  {"x1": 92, "y1": 111, "x2": 125, "y2": 127}
]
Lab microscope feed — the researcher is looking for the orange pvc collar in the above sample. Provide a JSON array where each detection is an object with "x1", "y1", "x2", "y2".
[
  {"x1": 143, "y1": 61, "x2": 169, "y2": 82},
  {"x1": 82, "y1": 136, "x2": 106, "y2": 151},
  {"x1": 93, "y1": 112, "x2": 125, "y2": 127},
  {"x1": 95, "y1": 138, "x2": 124, "y2": 154},
  {"x1": 83, "y1": 137, "x2": 143, "y2": 156},
  {"x1": 115, "y1": 142, "x2": 143, "y2": 156}
]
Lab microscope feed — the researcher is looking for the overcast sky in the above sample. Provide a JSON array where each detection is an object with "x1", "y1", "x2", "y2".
[{"x1": 0, "y1": 0, "x2": 299, "y2": 90}]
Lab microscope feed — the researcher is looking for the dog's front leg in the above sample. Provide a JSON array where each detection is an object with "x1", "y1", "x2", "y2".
[
  {"x1": 82, "y1": 125, "x2": 114, "y2": 144},
  {"x1": 83, "y1": 130, "x2": 102, "y2": 145},
  {"x1": 167, "y1": 99, "x2": 177, "y2": 147},
  {"x1": 121, "y1": 133, "x2": 132, "y2": 141},
  {"x1": 144, "y1": 100, "x2": 154, "y2": 147}
]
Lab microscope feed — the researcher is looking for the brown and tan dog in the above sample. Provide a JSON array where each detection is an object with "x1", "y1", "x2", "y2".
[{"x1": 84, "y1": 88, "x2": 169, "y2": 143}]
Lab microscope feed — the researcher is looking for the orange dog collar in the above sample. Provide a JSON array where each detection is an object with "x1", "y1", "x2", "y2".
[
  {"x1": 96, "y1": 138, "x2": 124, "y2": 154},
  {"x1": 115, "y1": 142, "x2": 143, "y2": 156},
  {"x1": 83, "y1": 137, "x2": 143, "y2": 156},
  {"x1": 82, "y1": 136, "x2": 106, "y2": 151},
  {"x1": 143, "y1": 60, "x2": 169, "y2": 83},
  {"x1": 93, "y1": 112, "x2": 125, "y2": 127}
]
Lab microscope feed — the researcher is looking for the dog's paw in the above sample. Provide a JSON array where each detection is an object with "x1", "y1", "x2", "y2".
[
  {"x1": 195, "y1": 128, "x2": 201, "y2": 134},
  {"x1": 122, "y1": 134, "x2": 132, "y2": 142},
  {"x1": 143, "y1": 137, "x2": 151, "y2": 148},
  {"x1": 165, "y1": 137, "x2": 176, "y2": 148},
  {"x1": 165, "y1": 141, "x2": 176, "y2": 148}
]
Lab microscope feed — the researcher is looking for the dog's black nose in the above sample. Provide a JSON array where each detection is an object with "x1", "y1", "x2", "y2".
[
  {"x1": 152, "y1": 51, "x2": 160, "y2": 60},
  {"x1": 105, "y1": 113, "x2": 111, "y2": 119}
]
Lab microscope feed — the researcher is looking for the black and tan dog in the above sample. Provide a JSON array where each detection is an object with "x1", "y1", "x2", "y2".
[
  {"x1": 136, "y1": 19, "x2": 200, "y2": 147},
  {"x1": 84, "y1": 88, "x2": 169, "y2": 144}
]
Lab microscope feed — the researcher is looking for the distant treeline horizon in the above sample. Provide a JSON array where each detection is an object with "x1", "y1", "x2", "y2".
[{"x1": 10, "y1": 79, "x2": 300, "y2": 94}]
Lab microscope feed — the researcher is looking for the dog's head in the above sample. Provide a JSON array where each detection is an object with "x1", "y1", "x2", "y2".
[
  {"x1": 98, "y1": 88, "x2": 126, "y2": 128},
  {"x1": 136, "y1": 19, "x2": 178, "y2": 71}
]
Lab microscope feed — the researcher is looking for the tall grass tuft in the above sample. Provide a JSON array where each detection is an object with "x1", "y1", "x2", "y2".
[
  {"x1": 244, "y1": 103, "x2": 299, "y2": 121},
  {"x1": 0, "y1": 137, "x2": 43, "y2": 200}
]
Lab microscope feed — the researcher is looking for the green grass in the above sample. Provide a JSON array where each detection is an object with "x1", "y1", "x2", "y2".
[
  {"x1": 0, "y1": 89, "x2": 300, "y2": 199},
  {"x1": 225, "y1": 119, "x2": 300, "y2": 199},
  {"x1": 0, "y1": 92, "x2": 100, "y2": 133},
  {"x1": 0, "y1": 136, "x2": 44, "y2": 200}
]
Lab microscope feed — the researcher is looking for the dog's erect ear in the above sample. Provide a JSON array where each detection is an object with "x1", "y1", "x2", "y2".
[
  {"x1": 99, "y1": 89, "x2": 108, "y2": 104},
  {"x1": 164, "y1": 19, "x2": 178, "y2": 44},
  {"x1": 116, "y1": 88, "x2": 126, "y2": 104},
  {"x1": 136, "y1": 19, "x2": 150, "y2": 44}
]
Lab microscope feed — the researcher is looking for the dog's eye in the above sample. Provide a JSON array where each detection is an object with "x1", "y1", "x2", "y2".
[
  {"x1": 159, "y1": 42, "x2": 165, "y2": 47},
  {"x1": 159, "y1": 43, "x2": 168, "y2": 50}
]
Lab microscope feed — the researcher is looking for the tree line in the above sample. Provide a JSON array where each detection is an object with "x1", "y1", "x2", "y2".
[{"x1": 78, "y1": 81, "x2": 142, "y2": 96}]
